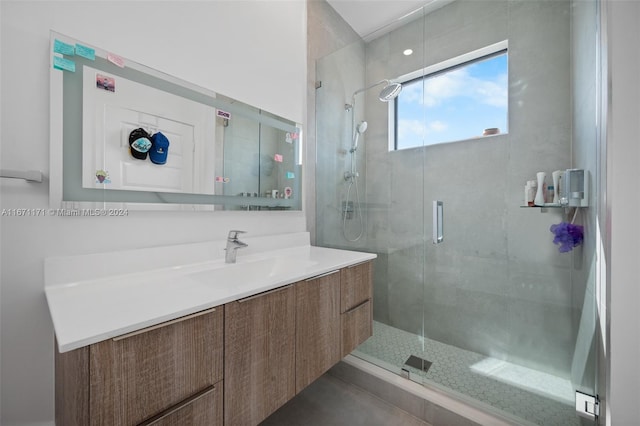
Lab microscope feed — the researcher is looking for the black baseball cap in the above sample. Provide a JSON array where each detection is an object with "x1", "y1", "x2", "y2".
[{"x1": 128, "y1": 128, "x2": 152, "y2": 160}]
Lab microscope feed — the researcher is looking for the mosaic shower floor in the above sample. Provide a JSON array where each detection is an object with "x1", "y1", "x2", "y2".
[{"x1": 354, "y1": 321, "x2": 579, "y2": 426}]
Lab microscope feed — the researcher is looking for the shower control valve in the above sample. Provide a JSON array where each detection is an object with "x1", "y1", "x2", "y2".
[{"x1": 344, "y1": 171, "x2": 359, "y2": 181}]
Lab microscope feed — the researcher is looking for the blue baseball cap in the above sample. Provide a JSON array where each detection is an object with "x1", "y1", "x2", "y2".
[{"x1": 149, "y1": 132, "x2": 170, "y2": 165}]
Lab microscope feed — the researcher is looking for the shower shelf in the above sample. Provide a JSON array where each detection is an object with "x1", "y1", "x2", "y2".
[
  {"x1": 520, "y1": 204, "x2": 586, "y2": 209},
  {"x1": 520, "y1": 205, "x2": 582, "y2": 223}
]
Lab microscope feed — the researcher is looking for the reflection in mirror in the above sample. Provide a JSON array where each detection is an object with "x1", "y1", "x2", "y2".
[
  {"x1": 82, "y1": 65, "x2": 218, "y2": 195},
  {"x1": 50, "y1": 31, "x2": 302, "y2": 211},
  {"x1": 222, "y1": 112, "x2": 298, "y2": 207}
]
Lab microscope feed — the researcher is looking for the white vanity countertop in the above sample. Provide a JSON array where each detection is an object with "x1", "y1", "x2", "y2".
[{"x1": 45, "y1": 232, "x2": 376, "y2": 353}]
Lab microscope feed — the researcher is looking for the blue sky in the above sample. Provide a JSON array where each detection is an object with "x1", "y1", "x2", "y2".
[{"x1": 396, "y1": 53, "x2": 508, "y2": 149}]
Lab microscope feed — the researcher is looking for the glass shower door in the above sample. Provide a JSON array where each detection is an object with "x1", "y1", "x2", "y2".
[
  {"x1": 314, "y1": 0, "x2": 603, "y2": 424},
  {"x1": 314, "y1": 10, "x2": 429, "y2": 381},
  {"x1": 412, "y1": 1, "x2": 603, "y2": 424}
]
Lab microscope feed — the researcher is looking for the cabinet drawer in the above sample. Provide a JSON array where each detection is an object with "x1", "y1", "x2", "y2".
[
  {"x1": 340, "y1": 261, "x2": 373, "y2": 313},
  {"x1": 224, "y1": 285, "x2": 296, "y2": 426},
  {"x1": 138, "y1": 383, "x2": 222, "y2": 426},
  {"x1": 341, "y1": 299, "x2": 372, "y2": 357},
  {"x1": 295, "y1": 271, "x2": 341, "y2": 393},
  {"x1": 90, "y1": 308, "x2": 223, "y2": 426}
]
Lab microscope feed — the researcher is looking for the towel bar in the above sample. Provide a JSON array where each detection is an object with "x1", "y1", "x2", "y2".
[{"x1": 0, "y1": 169, "x2": 43, "y2": 182}]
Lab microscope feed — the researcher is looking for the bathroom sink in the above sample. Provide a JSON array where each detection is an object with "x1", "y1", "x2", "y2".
[
  {"x1": 45, "y1": 232, "x2": 376, "y2": 352},
  {"x1": 186, "y1": 254, "x2": 320, "y2": 286}
]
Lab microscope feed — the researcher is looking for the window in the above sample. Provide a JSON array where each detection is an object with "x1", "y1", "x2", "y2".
[{"x1": 391, "y1": 42, "x2": 508, "y2": 150}]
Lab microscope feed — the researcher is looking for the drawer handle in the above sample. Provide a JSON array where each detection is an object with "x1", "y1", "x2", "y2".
[
  {"x1": 113, "y1": 307, "x2": 216, "y2": 341},
  {"x1": 345, "y1": 298, "x2": 370, "y2": 314},
  {"x1": 305, "y1": 270, "x2": 339, "y2": 281},
  {"x1": 237, "y1": 284, "x2": 292, "y2": 303},
  {"x1": 137, "y1": 385, "x2": 216, "y2": 426}
]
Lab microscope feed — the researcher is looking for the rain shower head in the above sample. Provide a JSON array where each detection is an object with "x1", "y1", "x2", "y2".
[
  {"x1": 345, "y1": 80, "x2": 401, "y2": 153},
  {"x1": 352, "y1": 79, "x2": 403, "y2": 103},
  {"x1": 379, "y1": 82, "x2": 402, "y2": 101}
]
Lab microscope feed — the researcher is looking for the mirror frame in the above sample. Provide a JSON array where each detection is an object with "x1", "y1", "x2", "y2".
[{"x1": 49, "y1": 31, "x2": 303, "y2": 211}]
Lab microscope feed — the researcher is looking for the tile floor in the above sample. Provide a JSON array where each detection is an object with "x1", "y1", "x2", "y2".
[
  {"x1": 261, "y1": 374, "x2": 431, "y2": 426},
  {"x1": 354, "y1": 321, "x2": 579, "y2": 426}
]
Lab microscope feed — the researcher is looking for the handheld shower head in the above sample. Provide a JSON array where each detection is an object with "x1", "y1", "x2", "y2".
[{"x1": 351, "y1": 121, "x2": 368, "y2": 152}]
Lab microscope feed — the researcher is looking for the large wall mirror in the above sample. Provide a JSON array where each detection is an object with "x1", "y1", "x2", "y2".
[{"x1": 50, "y1": 31, "x2": 302, "y2": 211}]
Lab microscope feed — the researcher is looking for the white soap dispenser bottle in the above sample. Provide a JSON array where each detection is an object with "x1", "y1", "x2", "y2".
[
  {"x1": 534, "y1": 172, "x2": 546, "y2": 206},
  {"x1": 552, "y1": 170, "x2": 562, "y2": 204}
]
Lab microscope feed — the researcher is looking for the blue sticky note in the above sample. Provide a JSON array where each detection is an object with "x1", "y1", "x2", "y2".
[
  {"x1": 53, "y1": 56, "x2": 76, "y2": 72},
  {"x1": 286, "y1": 172, "x2": 295, "y2": 179},
  {"x1": 75, "y1": 44, "x2": 95, "y2": 61},
  {"x1": 53, "y1": 39, "x2": 75, "y2": 56}
]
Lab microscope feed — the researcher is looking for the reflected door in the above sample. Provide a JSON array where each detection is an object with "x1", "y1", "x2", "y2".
[
  {"x1": 99, "y1": 106, "x2": 195, "y2": 193},
  {"x1": 82, "y1": 65, "x2": 216, "y2": 195}
]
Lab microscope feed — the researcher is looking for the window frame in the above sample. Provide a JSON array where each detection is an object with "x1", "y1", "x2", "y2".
[{"x1": 389, "y1": 40, "x2": 509, "y2": 151}]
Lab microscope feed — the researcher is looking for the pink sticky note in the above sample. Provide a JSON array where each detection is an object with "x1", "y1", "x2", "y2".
[
  {"x1": 274, "y1": 154, "x2": 283, "y2": 162},
  {"x1": 107, "y1": 52, "x2": 125, "y2": 68}
]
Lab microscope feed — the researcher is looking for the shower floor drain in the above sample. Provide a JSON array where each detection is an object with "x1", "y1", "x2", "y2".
[{"x1": 404, "y1": 355, "x2": 432, "y2": 373}]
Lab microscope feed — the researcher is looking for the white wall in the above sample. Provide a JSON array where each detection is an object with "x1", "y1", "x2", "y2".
[
  {"x1": 607, "y1": 0, "x2": 640, "y2": 424},
  {"x1": 0, "y1": 1, "x2": 306, "y2": 424}
]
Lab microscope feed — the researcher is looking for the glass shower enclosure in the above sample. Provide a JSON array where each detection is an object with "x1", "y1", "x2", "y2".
[{"x1": 315, "y1": 1, "x2": 602, "y2": 424}]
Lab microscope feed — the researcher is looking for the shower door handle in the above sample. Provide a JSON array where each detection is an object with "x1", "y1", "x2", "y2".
[{"x1": 433, "y1": 200, "x2": 443, "y2": 244}]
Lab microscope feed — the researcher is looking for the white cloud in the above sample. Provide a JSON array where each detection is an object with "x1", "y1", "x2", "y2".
[
  {"x1": 398, "y1": 119, "x2": 448, "y2": 142},
  {"x1": 428, "y1": 120, "x2": 448, "y2": 132},
  {"x1": 401, "y1": 67, "x2": 508, "y2": 110},
  {"x1": 398, "y1": 119, "x2": 426, "y2": 139},
  {"x1": 399, "y1": 81, "x2": 423, "y2": 104},
  {"x1": 475, "y1": 73, "x2": 508, "y2": 108},
  {"x1": 423, "y1": 69, "x2": 466, "y2": 107}
]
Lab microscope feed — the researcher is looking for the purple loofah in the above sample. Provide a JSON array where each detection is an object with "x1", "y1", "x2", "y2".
[{"x1": 550, "y1": 222, "x2": 584, "y2": 253}]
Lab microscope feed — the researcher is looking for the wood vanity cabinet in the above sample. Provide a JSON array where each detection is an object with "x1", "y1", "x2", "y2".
[
  {"x1": 224, "y1": 285, "x2": 296, "y2": 426},
  {"x1": 294, "y1": 270, "x2": 341, "y2": 393},
  {"x1": 340, "y1": 260, "x2": 373, "y2": 312},
  {"x1": 55, "y1": 260, "x2": 373, "y2": 426},
  {"x1": 340, "y1": 261, "x2": 373, "y2": 357},
  {"x1": 224, "y1": 262, "x2": 372, "y2": 425},
  {"x1": 55, "y1": 308, "x2": 224, "y2": 426}
]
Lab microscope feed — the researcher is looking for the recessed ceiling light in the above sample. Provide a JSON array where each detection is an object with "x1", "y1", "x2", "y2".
[{"x1": 403, "y1": 49, "x2": 413, "y2": 56}]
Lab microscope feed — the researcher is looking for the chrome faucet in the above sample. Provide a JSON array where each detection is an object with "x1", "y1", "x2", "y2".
[{"x1": 225, "y1": 230, "x2": 248, "y2": 263}]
